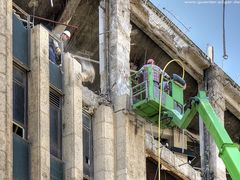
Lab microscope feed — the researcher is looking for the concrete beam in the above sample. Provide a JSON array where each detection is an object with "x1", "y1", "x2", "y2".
[
  {"x1": 28, "y1": 25, "x2": 50, "y2": 180},
  {"x1": 224, "y1": 78, "x2": 240, "y2": 119},
  {"x1": 145, "y1": 133, "x2": 201, "y2": 180},
  {"x1": 54, "y1": 0, "x2": 82, "y2": 33},
  {"x1": 62, "y1": 53, "x2": 83, "y2": 179},
  {"x1": 130, "y1": 1, "x2": 210, "y2": 83},
  {"x1": 225, "y1": 93, "x2": 240, "y2": 119},
  {"x1": 0, "y1": 0, "x2": 13, "y2": 179}
]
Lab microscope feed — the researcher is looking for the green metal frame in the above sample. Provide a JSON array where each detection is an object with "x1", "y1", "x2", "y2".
[{"x1": 130, "y1": 65, "x2": 184, "y2": 125}]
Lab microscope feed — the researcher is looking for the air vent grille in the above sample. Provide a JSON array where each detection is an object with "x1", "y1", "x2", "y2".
[{"x1": 50, "y1": 91, "x2": 61, "y2": 108}]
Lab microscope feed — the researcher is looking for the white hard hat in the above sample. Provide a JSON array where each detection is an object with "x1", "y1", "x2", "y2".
[{"x1": 63, "y1": 30, "x2": 71, "y2": 38}]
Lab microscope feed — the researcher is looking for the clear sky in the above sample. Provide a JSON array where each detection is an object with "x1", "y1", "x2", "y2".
[{"x1": 150, "y1": 0, "x2": 240, "y2": 84}]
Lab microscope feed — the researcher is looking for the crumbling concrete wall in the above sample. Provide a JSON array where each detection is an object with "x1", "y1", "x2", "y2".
[{"x1": 0, "y1": 0, "x2": 13, "y2": 179}]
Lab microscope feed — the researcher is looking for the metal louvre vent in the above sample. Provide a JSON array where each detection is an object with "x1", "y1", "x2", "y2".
[{"x1": 50, "y1": 91, "x2": 61, "y2": 108}]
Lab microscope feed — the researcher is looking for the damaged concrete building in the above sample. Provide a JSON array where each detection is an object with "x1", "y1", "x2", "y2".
[{"x1": 1, "y1": 0, "x2": 240, "y2": 179}]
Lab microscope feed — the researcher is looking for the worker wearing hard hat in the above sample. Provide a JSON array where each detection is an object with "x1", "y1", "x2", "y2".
[
  {"x1": 49, "y1": 30, "x2": 71, "y2": 64},
  {"x1": 147, "y1": 58, "x2": 155, "y2": 65}
]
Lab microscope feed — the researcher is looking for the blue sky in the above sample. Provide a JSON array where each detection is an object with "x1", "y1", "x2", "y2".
[{"x1": 150, "y1": 0, "x2": 240, "y2": 84}]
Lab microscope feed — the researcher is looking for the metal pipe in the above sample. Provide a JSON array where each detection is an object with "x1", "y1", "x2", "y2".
[
  {"x1": 13, "y1": 2, "x2": 29, "y2": 17},
  {"x1": 50, "y1": 0, "x2": 54, "y2": 7},
  {"x1": 71, "y1": 55, "x2": 99, "y2": 64},
  {"x1": 99, "y1": 0, "x2": 107, "y2": 94},
  {"x1": 30, "y1": 15, "x2": 79, "y2": 29}
]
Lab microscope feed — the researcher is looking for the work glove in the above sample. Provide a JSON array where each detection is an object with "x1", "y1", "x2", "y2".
[{"x1": 55, "y1": 47, "x2": 61, "y2": 56}]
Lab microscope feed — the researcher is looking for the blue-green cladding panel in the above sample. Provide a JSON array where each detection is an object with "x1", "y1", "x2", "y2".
[
  {"x1": 13, "y1": 134, "x2": 29, "y2": 180},
  {"x1": 49, "y1": 61, "x2": 62, "y2": 90},
  {"x1": 13, "y1": 14, "x2": 28, "y2": 66},
  {"x1": 50, "y1": 156, "x2": 64, "y2": 180}
]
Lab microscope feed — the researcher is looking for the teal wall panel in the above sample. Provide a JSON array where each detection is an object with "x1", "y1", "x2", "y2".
[
  {"x1": 13, "y1": 14, "x2": 28, "y2": 66},
  {"x1": 50, "y1": 156, "x2": 64, "y2": 180},
  {"x1": 49, "y1": 61, "x2": 62, "y2": 90},
  {"x1": 13, "y1": 134, "x2": 29, "y2": 180}
]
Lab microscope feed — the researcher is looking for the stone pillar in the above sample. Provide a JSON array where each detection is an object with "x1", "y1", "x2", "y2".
[
  {"x1": 62, "y1": 53, "x2": 83, "y2": 179},
  {"x1": 0, "y1": 0, "x2": 13, "y2": 179},
  {"x1": 198, "y1": 82, "x2": 211, "y2": 179},
  {"x1": 173, "y1": 128, "x2": 188, "y2": 163},
  {"x1": 109, "y1": 0, "x2": 146, "y2": 179},
  {"x1": 206, "y1": 65, "x2": 226, "y2": 179},
  {"x1": 93, "y1": 105, "x2": 115, "y2": 180},
  {"x1": 115, "y1": 111, "x2": 146, "y2": 180},
  {"x1": 28, "y1": 25, "x2": 50, "y2": 179}
]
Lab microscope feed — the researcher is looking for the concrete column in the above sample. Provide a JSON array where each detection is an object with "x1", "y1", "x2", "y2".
[
  {"x1": 115, "y1": 112, "x2": 146, "y2": 180},
  {"x1": 93, "y1": 105, "x2": 115, "y2": 180},
  {"x1": 198, "y1": 82, "x2": 211, "y2": 179},
  {"x1": 108, "y1": 1, "x2": 146, "y2": 179},
  {"x1": 109, "y1": 0, "x2": 131, "y2": 102},
  {"x1": 206, "y1": 65, "x2": 226, "y2": 179},
  {"x1": 0, "y1": 0, "x2": 13, "y2": 179},
  {"x1": 172, "y1": 128, "x2": 188, "y2": 163},
  {"x1": 28, "y1": 25, "x2": 50, "y2": 180},
  {"x1": 62, "y1": 53, "x2": 83, "y2": 179}
]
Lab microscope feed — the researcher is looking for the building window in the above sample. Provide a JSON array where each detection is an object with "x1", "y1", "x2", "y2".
[
  {"x1": 83, "y1": 112, "x2": 93, "y2": 179},
  {"x1": 50, "y1": 91, "x2": 62, "y2": 159},
  {"x1": 13, "y1": 66, "x2": 27, "y2": 138},
  {"x1": 13, "y1": 65, "x2": 29, "y2": 180}
]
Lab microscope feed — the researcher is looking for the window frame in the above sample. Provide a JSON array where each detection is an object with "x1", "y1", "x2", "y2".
[
  {"x1": 82, "y1": 111, "x2": 93, "y2": 179},
  {"x1": 13, "y1": 64, "x2": 28, "y2": 139},
  {"x1": 50, "y1": 89, "x2": 63, "y2": 160}
]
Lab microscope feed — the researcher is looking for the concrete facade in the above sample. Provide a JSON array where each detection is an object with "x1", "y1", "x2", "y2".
[
  {"x1": 7, "y1": 1, "x2": 240, "y2": 180},
  {"x1": 28, "y1": 25, "x2": 50, "y2": 180},
  {"x1": 62, "y1": 53, "x2": 83, "y2": 179},
  {"x1": 0, "y1": 0, "x2": 13, "y2": 179}
]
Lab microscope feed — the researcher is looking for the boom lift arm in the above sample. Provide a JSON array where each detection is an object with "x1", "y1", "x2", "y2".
[
  {"x1": 169, "y1": 91, "x2": 240, "y2": 180},
  {"x1": 130, "y1": 65, "x2": 240, "y2": 179}
]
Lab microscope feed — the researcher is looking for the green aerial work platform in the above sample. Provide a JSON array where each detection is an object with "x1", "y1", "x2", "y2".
[{"x1": 130, "y1": 65, "x2": 240, "y2": 180}]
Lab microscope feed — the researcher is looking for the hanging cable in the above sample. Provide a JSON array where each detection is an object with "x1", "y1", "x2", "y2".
[
  {"x1": 222, "y1": 0, "x2": 228, "y2": 60},
  {"x1": 158, "y1": 59, "x2": 185, "y2": 180}
]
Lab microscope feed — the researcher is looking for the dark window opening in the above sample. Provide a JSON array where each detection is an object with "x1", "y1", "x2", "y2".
[
  {"x1": 146, "y1": 157, "x2": 181, "y2": 180},
  {"x1": 13, "y1": 123, "x2": 24, "y2": 138},
  {"x1": 83, "y1": 112, "x2": 93, "y2": 179},
  {"x1": 50, "y1": 91, "x2": 62, "y2": 159},
  {"x1": 187, "y1": 141, "x2": 201, "y2": 168}
]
